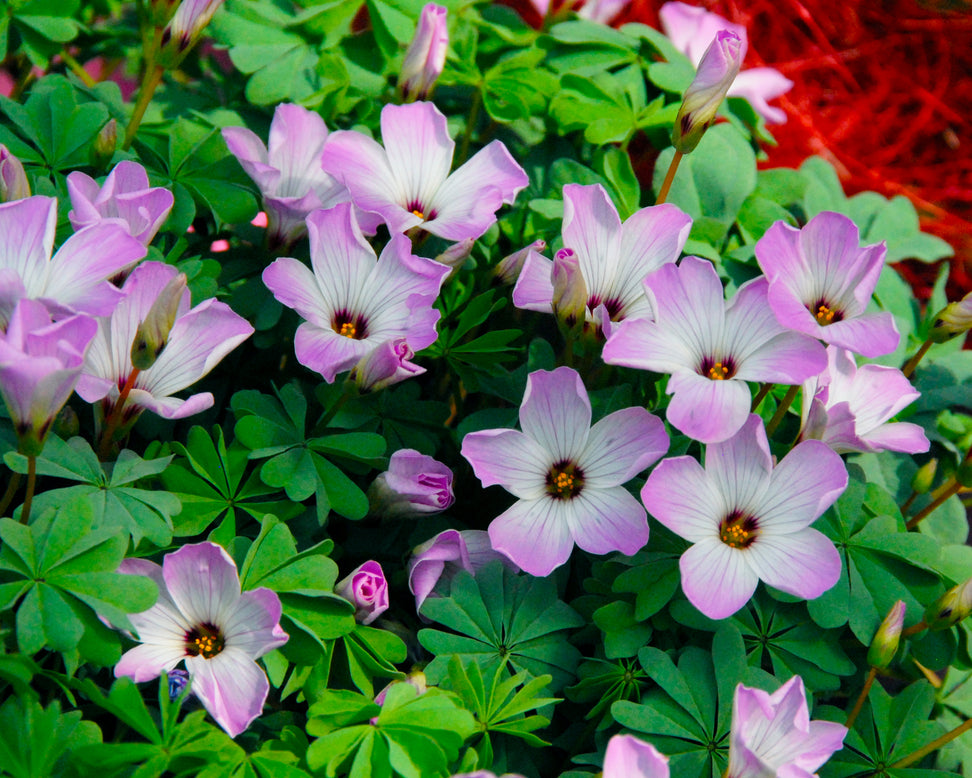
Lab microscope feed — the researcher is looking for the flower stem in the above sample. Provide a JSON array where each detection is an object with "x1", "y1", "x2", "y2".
[
  {"x1": 20, "y1": 456, "x2": 36, "y2": 525},
  {"x1": 655, "y1": 150, "x2": 683, "y2": 205},
  {"x1": 0, "y1": 471, "x2": 22, "y2": 517},
  {"x1": 60, "y1": 48, "x2": 96, "y2": 87},
  {"x1": 123, "y1": 65, "x2": 164, "y2": 150},
  {"x1": 889, "y1": 716, "x2": 972, "y2": 769},
  {"x1": 902, "y1": 339, "x2": 932, "y2": 378},
  {"x1": 98, "y1": 368, "x2": 140, "y2": 460},
  {"x1": 456, "y1": 89, "x2": 482, "y2": 167},
  {"x1": 901, "y1": 619, "x2": 928, "y2": 638},
  {"x1": 765, "y1": 384, "x2": 800, "y2": 438},
  {"x1": 906, "y1": 480, "x2": 962, "y2": 529},
  {"x1": 844, "y1": 665, "x2": 877, "y2": 730},
  {"x1": 901, "y1": 489, "x2": 919, "y2": 515},
  {"x1": 317, "y1": 383, "x2": 355, "y2": 430},
  {"x1": 751, "y1": 383, "x2": 772, "y2": 412}
]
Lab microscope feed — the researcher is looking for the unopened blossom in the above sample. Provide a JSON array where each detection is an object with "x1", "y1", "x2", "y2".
[
  {"x1": 925, "y1": 576, "x2": 972, "y2": 630},
  {"x1": 321, "y1": 101, "x2": 528, "y2": 242},
  {"x1": 929, "y1": 290, "x2": 972, "y2": 343},
  {"x1": 0, "y1": 144, "x2": 29, "y2": 202},
  {"x1": 756, "y1": 211, "x2": 898, "y2": 358},
  {"x1": 0, "y1": 299, "x2": 96, "y2": 455},
  {"x1": 368, "y1": 448, "x2": 454, "y2": 518},
  {"x1": 672, "y1": 29, "x2": 744, "y2": 153},
  {"x1": 433, "y1": 237, "x2": 475, "y2": 270},
  {"x1": 0, "y1": 195, "x2": 146, "y2": 328},
  {"x1": 76, "y1": 261, "x2": 254, "y2": 421},
  {"x1": 660, "y1": 2, "x2": 793, "y2": 124},
  {"x1": 262, "y1": 203, "x2": 449, "y2": 383},
  {"x1": 462, "y1": 367, "x2": 669, "y2": 577},
  {"x1": 67, "y1": 161, "x2": 174, "y2": 246},
  {"x1": 399, "y1": 4, "x2": 448, "y2": 102},
  {"x1": 222, "y1": 103, "x2": 378, "y2": 250},
  {"x1": 727, "y1": 676, "x2": 847, "y2": 778},
  {"x1": 157, "y1": 0, "x2": 226, "y2": 68},
  {"x1": 494, "y1": 240, "x2": 546, "y2": 285},
  {"x1": 335, "y1": 561, "x2": 389, "y2": 625},
  {"x1": 349, "y1": 338, "x2": 424, "y2": 392},
  {"x1": 867, "y1": 600, "x2": 905, "y2": 668},
  {"x1": 603, "y1": 256, "x2": 826, "y2": 444},
  {"x1": 801, "y1": 347, "x2": 929, "y2": 455},
  {"x1": 374, "y1": 671, "x2": 427, "y2": 706},
  {"x1": 550, "y1": 248, "x2": 588, "y2": 326},
  {"x1": 603, "y1": 734, "x2": 669, "y2": 778},
  {"x1": 407, "y1": 529, "x2": 518, "y2": 615},
  {"x1": 115, "y1": 542, "x2": 289, "y2": 738},
  {"x1": 90, "y1": 118, "x2": 118, "y2": 169},
  {"x1": 513, "y1": 183, "x2": 691, "y2": 333},
  {"x1": 642, "y1": 414, "x2": 846, "y2": 619}
]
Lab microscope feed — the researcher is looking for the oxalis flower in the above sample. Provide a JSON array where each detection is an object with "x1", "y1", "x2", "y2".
[
  {"x1": 755, "y1": 211, "x2": 898, "y2": 358},
  {"x1": 262, "y1": 203, "x2": 449, "y2": 383},
  {"x1": 115, "y1": 542, "x2": 289, "y2": 738},
  {"x1": 727, "y1": 676, "x2": 847, "y2": 778},
  {"x1": 603, "y1": 734, "x2": 670, "y2": 778},
  {"x1": 602, "y1": 256, "x2": 826, "y2": 444},
  {"x1": 513, "y1": 183, "x2": 691, "y2": 333},
  {"x1": 642, "y1": 414, "x2": 846, "y2": 620},
  {"x1": 320, "y1": 101, "x2": 529, "y2": 242},
  {"x1": 461, "y1": 366, "x2": 669, "y2": 577}
]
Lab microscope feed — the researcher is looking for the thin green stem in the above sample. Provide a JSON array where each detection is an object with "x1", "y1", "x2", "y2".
[
  {"x1": 456, "y1": 89, "x2": 482, "y2": 167},
  {"x1": 317, "y1": 384, "x2": 355, "y2": 430},
  {"x1": 900, "y1": 489, "x2": 919, "y2": 515},
  {"x1": 902, "y1": 339, "x2": 932, "y2": 378},
  {"x1": 906, "y1": 480, "x2": 962, "y2": 529},
  {"x1": 0, "y1": 471, "x2": 22, "y2": 517},
  {"x1": 655, "y1": 150, "x2": 683, "y2": 205},
  {"x1": 765, "y1": 384, "x2": 800, "y2": 438},
  {"x1": 19, "y1": 456, "x2": 36, "y2": 525},
  {"x1": 98, "y1": 368, "x2": 140, "y2": 459},
  {"x1": 901, "y1": 619, "x2": 928, "y2": 638},
  {"x1": 845, "y1": 665, "x2": 877, "y2": 730},
  {"x1": 60, "y1": 48, "x2": 96, "y2": 87},
  {"x1": 123, "y1": 65, "x2": 164, "y2": 150},
  {"x1": 751, "y1": 383, "x2": 772, "y2": 412},
  {"x1": 889, "y1": 716, "x2": 972, "y2": 770}
]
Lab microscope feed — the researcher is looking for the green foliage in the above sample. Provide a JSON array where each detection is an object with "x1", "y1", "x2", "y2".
[{"x1": 0, "y1": 694, "x2": 101, "y2": 778}]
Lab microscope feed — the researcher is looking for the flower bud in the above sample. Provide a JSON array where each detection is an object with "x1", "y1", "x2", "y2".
[
  {"x1": 867, "y1": 600, "x2": 905, "y2": 668},
  {"x1": 911, "y1": 459, "x2": 937, "y2": 495},
  {"x1": 157, "y1": 0, "x2": 225, "y2": 69},
  {"x1": 551, "y1": 247, "x2": 588, "y2": 326},
  {"x1": 368, "y1": 448, "x2": 455, "y2": 518},
  {"x1": 335, "y1": 561, "x2": 389, "y2": 625},
  {"x1": 925, "y1": 577, "x2": 972, "y2": 630},
  {"x1": 167, "y1": 668, "x2": 191, "y2": 700},
  {"x1": 0, "y1": 145, "x2": 30, "y2": 202},
  {"x1": 131, "y1": 272, "x2": 188, "y2": 370},
  {"x1": 928, "y1": 292, "x2": 972, "y2": 343},
  {"x1": 434, "y1": 237, "x2": 474, "y2": 270},
  {"x1": 399, "y1": 4, "x2": 448, "y2": 102},
  {"x1": 350, "y1": 338, "x2": 424, "y2": 393},
  {"x1": 90, "y1": 119, "x2": 118, "y2": 170},
  {"x1": 494, "y1": 240, "x2": 546, "y2": 285},
  {"x1": 672, "y1": 29, "x2": 745, "y2": 153},
  {"x1": 374, "y1": 671, "x2": 427, "y2": 706}
]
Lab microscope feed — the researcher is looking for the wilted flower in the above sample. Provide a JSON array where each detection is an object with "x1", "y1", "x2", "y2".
[
  {"x1": 0, "y1": 299, "x2": 96, "y2": 455},
  {"x1": 603, "y1": 734, "x2": 670, "y2": 778},
  {"x1": 321, "y1": 101, "x2": 528, "y2": 242},
  {"x1": 801, "y1": 347, "x2": 929, "y2": 455},
  {"x1": 0, "y1": 144, "x2": 29, "y2": 202},
  {"x1": 262, "y1": 203, "x2": 448, "y2": 383},
  {"x1": 756, "y1": 211, "x2": 898, "y2": 358},
  {"x1": 642, "y1": 414, "x2": 846, "y2": 620},
  {"x1": 660, "y1": 2, "x2": 793, "y2": 124},
  {"x1": 603, "y1": 256, "x2": 826, "y2": 444},
  {"x1": 77, "y1": 261, "x2": 254, "y2": 422},
  {"x1": 115, "y1": 542, "x2": 289, "y2": 738},
  {"x1": 335, "y1": 561, "x2": 389, "y2": 625},
  {"x1": 672, "y1": 29, "x2": 745, "y2": 153},
  {"x1": 399, "y1": 3, "x2": 448, "y2": 102},
  {"x1": 67, "y1": 161, "x2": 174, "y2": 246},
  {"x1": 462, "y1": 367, "x2": 669, "y2": 577},
  {"x1": 368, "y1": 448, "x2": 454, "y2": 518},
  {"x1": 867, "y1": 600, "x2": 905, "y2": 668},
  {"x1": 727, "y1": 676, "x2": 847, "y2": 778}
]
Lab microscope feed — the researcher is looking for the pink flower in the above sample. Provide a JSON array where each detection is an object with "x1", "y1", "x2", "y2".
[
  {"x1": 335, "y1": 561, "x2": 389, "y2": 625},
  {"x1": 400, "y1": 4, "x2": 449, "y2": 101},
  {"x1": 660, "y1": 2, "x2": 794, "y2": 124},
  {"x1": 603, "y1": 734, "x2": 670, "y2": 778},
  {"x1": 801, "y1": 347, "x2": 929, "y2": 455},
  {"x1": 368, "y1": 448, "x2": 455, "y2": 518},
  {"x1": 349, "y1": 338, "x2": 425, "y2": 393},
  {"x1": 158, "y1": 0, "x2": 225, "y2": 66},
  {"x1": 728, "y1": 676, "x2": 847, "y2": 777},
  {"x1": 320, "y1": 101, "x2": 528, "y2": 242},
  {"x1": 461, "y1": 367, "x2": 669, "y2": 577},
  {"x1": 642, "y1": 415, "x2": 846, "y2": 620},
  {"x1": 0, "y1": 144, "x2": 29, "y2": 202},
  {"x1": 755, "y1": 211, "x2": 898, "y2": 358},
  {"x1": 67, "y1": 161, "x2": 174, "y2": 246},
  {"x1": 114, "y1": 542, "x2": 289, "y2": 738},
  {"x1": 577, "y1": 0, "x2": 629, "y2": 24}
]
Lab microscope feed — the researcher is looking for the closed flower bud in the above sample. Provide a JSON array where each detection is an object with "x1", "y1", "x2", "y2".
[
  {"x1": 131, "y1": 272, "x2": 187, "y2": 370},
  {"x1": 350, "y1": 338, "x2": 424, "y2": 393},
  {"x1": 925, "y1": 577, "x2": 972, "y2": 630},
  {"x1": 157, "y1": 0, "x2": 225, "y2": 69},
  {"x1": 399, "y1": 4, "x2": 448, "y2": 102},
  {"x1": 911, "y1": 459, "x2": 937, "y2": 495},
  {"x1": 335, "y1": 561, "x2": 389, "y2": 625},
  {"x1": 672, "y1": 29, "x2": 745, "y2": 153},
  {"x1": 90, "y1": 119, "x2": 118, "y2": 170},
  {"x1": 368, "y1": 448, "x2": 455, "y2": 518},
  {"x1": 551, "y1": 247, "x2": 588, "y2": 326},
  {"x1": 867, "y1": 600, "x2": 905, "y2": 668},
  {"x1": 494, "y1": 240, "x2": 546, "y2": 285},
  {"x1": 434, "y1": 237, "x2": 475, "y2": 269},
  {"x1": 0, "y1": 145, "x2": 30, "y2": 202},
  {"x1": 928, "y1": 292, "x2": 972, "y2": 343}
]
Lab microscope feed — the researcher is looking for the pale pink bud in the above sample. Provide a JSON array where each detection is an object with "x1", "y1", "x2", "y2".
[
  {"x1": 434, "y1": 237, "x2": 475, "y2": 269},
  {"x1": 551, "y1": 247, "x2": 587, "y2": 326},
  {"x1": 867, "y1": 600, "x2": 905, "y2": 668},
  {"x1": 494, "y1": 240, "x2": 546, "y2": 285},
  {"x1": 368, "y1": 448, "x2": 454, "y2": 518},
  {"x1": 399, "y1": 4, "x2": 448, "y2": 102},
  {"x1": 350, "y1": 338, "x2": 424, "y2": 393},
  {"x1": 0, "y1": 145, "x2": 30, "y2": 202},
  {"x1": 130, "y1": 272, "x2": 188, "y2": 370},
  {"x1": 335, "y1": 561, "x2": 389, "y2": 625}
]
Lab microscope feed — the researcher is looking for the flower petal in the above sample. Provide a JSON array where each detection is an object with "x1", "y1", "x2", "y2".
[
  {"x1": 115, "y1": 643, "x2": 187, "y2": 683},
  {"x1": 488, "y1": 497, "x2": 574, "y2": 577},
  {"x1": 461, "y1": 428, "x2": 548, "y2": 500},
  {"x1": 746, "y1": 528, "x2": 842, "y2": 601},
  {"x1": 567, "y1": 486, "x2": 650, "y2": 557},
  {"x1": 641, "y1": 455, "x2": 719, "y2": 543},
  {"x1": 757, "y1": 440, "x2": 847, "y2": 533},
  {"x1": 163, "y1": 542, "x2": 242, "y2": 629},
  {"x1": 581, "y1": 406, "x2": 669, "y2": 486},
  {"x1": 187, "y1": 648, "x2": 269, "y2": 737},
  {"x1": 512, "y1": 250, "x2": 555, "y2": 313},
  {"x1": 666, "y1": 371, "x2": 751, "y2": 444},
  {"x1": 680, "y1": 537, "x2": 758, "y2": 620},
  {"x1": 222, "y1": 587, "x2": 288, "y2": 658},
  {"x1": 518, "y1": 367, "x2": 592, "y2": 461}
]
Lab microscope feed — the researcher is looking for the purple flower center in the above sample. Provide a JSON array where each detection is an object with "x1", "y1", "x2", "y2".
[
  {"x1": 546, "y1": 460, "x2": 584, "y2": 500},
  {"x1": 332, "y1": 309, "x2": 368, "y2": 340},
  {"x1": 185, "y1": 622, "x2": 225, "y2": 659},
  {"x1": 719, "y1": 510, "x2": 759, "y2": 549},
  {"x1": 406, "y1": 200, "x2": 437, "y2": 222},
  {"x1": 700, "y1": 355, "x2": 737, "y2": 381},
  {"x1": 586, "y1": 294, "x2": 623, "y2": 320},
  {"x1": 810, "y1": 298, "x2": 844, "y2": 326}
]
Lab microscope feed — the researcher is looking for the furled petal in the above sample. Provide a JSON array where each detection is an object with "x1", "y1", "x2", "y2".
[
  {"x1": 860, "y1": 422, "x2": 929, "y2": 454},
  {"x1": 0, "y1": 196, "x2": 56, "y2": 295},
  {"x1": 746, "y1": 528, "x2": 842, "y2": 602},
  {"x1": 461, "y1": 428, "x2": 549, "y2": 500},
  {"x1": 680, "y1": 537, "x2": 759, "y2": 619},
  {"x1": 581, "y1": 406, "x2": 669, "y2": 486},
  {"x1": 163, "y1": 542, "x2": 242, "y2": 630},
  {"x1": 642, "y1": 455, "x2": 719, "y2": 543},
  {"x1": 187, "y1": 647, "x2": 269, "y2": 737},
  {"x1": 567, "y1": 486, "x2": 650, "y2": 557},
  {"x1": 512, "y1": 250, "x2": 555, "y2": 313},
  {"x1": 666, "y1": 370, "x2": 751, "y2": 444},
  {"x1": 488, "y1": 497, "x2": 574, "y2": 577},
  {"x1": 603, "y1": 733, "x2": 670, "y2": 778},
  {"x1": 518, "y1": 366, "x2": 592, "y2": 461}
]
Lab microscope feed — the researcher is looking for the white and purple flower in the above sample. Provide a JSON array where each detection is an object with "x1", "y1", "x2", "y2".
[
  {"x1": 461, "y1": 366, "x2": 669, "y2": 577},
  {"x1": 604, "y1": 734, "x2": 670, "y2": 778}
]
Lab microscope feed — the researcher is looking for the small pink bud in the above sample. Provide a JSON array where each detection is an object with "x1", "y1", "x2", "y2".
[
  {"x1": 399, "y1": 4, "x2": 448, "y2": 102},
  {"x1": 494, "y1": 240, "x2": 546, "y2": 285},
  {"x1": 867, "y1": 600, "x2": 905, "y2": 668},
  {"x1": 335, "y1": 561, "x2": 389, "y2": 625},
  {"x1": 130, "y1": 272, "x2": 188, "y2": 370},
  {"x1": 0, "y1": 145, "x2": 30, "y2": 202},
  {"x1": 551, "y1": 247, "x2": 587, "y2": 326}
]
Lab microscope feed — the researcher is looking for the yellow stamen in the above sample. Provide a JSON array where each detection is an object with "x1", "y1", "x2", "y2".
[
  {"x1": 708, "y1": 362, "x2": 730, "y2": 380},
  {"x1": 338, "y1": 321, "x2": 357, "y2": 338},
  {"x1": 412, "y1": 209, "x2": 425, "y2": 220},
  {"x1": 547, "y1": 462, "x2": 583, "y2": 500},
  {"x1": 815, "y1": 304, "x2": 836, "y2": 324},
  {"x1": 719, "y1": 512, "x2": 757, "y2": 549}
]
